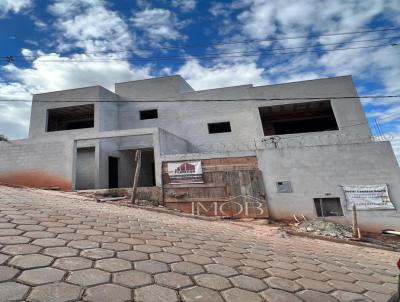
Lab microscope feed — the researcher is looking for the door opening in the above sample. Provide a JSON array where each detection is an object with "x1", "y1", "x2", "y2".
[{"x1": 109, "y1": 157, "x2": 119, "y2": 188}]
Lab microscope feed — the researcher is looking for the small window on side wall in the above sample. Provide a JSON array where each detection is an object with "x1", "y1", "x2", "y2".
[
  {"x1": 313, "y1": 198, "x2": 344, "y2": 217},
  {"x1": 208, "y1": 122, "x2": 231, "y2": 134},
  {"x1": 140, "y1": 109, "x2": 158, "y2": 120}
]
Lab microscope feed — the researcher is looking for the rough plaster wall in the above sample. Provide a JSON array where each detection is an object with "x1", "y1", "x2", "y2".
[
  {"x1": 159, "y1": 129, "x2": 193, "y2": 155},
  {"x1": 0, "y1": 139, "x2": 72, "y2": 189},
  {"x1": 76, "y1": 147, "x2": 95, "y2": 189},
  {"x1": 117, "y1": 76, "x2": 371, "y2": 153},
  {"x1": 257, "y1": 141, "x2": 400, "y2": 232},
  {"x1": 29, "y1": 86, "x2": 106, "y2": 139}
]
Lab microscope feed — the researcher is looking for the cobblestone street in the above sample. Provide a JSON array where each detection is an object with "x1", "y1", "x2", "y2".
[{"x1": 0, "y1": 185, "x2": 398, "y2": 302}]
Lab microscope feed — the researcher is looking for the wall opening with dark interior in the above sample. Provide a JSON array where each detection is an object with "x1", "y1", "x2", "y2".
[
  {"x1": 259, "y1": 100, "x2": 338, "y2": 136},
  {"x1": 208, "y1": 122, "x2": 231, "y2": 134},
  {"x1": 47, "y1": 104, "x2": 94, "y2": 132},
  {"x1": 140, "y1": 109, "x2": 158, "y2": 120},
  {"x1": 313, "y1": 198, "x2": 344, "y2": 217},
  {"x1": 118, "y1": 148, "x2": 156, "y2": 188}
]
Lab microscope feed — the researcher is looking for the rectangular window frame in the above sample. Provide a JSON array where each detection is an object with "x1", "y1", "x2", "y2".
[{"x1": 313, "y1": 198, "x2": 344, "y2": 217}]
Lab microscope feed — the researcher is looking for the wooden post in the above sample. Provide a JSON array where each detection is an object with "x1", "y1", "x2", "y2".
[
  {"x1": 352, "y1": 203, "x2": 359, "y2": 239},
  {"x1": 131, "y1": 150, "x2": 142, "y2": 204}
]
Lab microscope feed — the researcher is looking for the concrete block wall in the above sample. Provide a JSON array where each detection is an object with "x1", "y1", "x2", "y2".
[
  {"x1": 117, "y1": 76, "x2": 371, "y2": 154},
  {"x1": 257, "y1": 141, "x2": 400, "y2": 232},
  {"x1": 0, "y1": 139, "x2": 73, "y2": 190}
]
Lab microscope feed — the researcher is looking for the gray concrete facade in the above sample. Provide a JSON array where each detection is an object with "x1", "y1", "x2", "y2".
[{"x1": 0, "y1": 75, "x2": 399, "y2": 231}]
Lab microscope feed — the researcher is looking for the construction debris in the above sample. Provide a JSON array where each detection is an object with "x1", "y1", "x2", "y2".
[
  {"x1": 295, "y1": 219, "x2": 353, "y2": 239},
  {"x1": 96, "y1": 196, "x2": 127, "y2": 203}
]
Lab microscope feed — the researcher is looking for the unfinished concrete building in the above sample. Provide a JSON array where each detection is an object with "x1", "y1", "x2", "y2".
[{"x1": 0, "y1": 75, "x2": 399, "y2": 232}]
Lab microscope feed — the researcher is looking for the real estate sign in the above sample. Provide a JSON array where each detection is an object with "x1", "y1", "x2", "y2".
[
  {"x1": 342, "y1": 184, "x2": 395, "y2": 210},
  {"x1": 167, "y1": 161, "x2": 203, "y2": 184}
]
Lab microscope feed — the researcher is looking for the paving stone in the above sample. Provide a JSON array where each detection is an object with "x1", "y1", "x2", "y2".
[
  {"x1": 88, "y1": 235, "x2": 116, "y2": 243},
  {"x1": 295, "y1": 278, "x2": 335, "y2": 293},
  {"x1": 102, "y1": 242, "x2": 131, "y2": 251},
  {"x1": 47, "y1": 227, "x2": 75, "y2": 233},
  {"x1": 0, "y1": 228, "x2": 24, "y2": 236},
  {"x1": 18, "y1": 267, "x2": 65, "y2": 285},
  {"x1": 194, "y1": 273, "x2": 231, "y2": 290},
  {"x1": 24, "y1": 231, "x2": 56, "y2": 239},
  {"x1": 58, "y1": 233, "x2": 87, "y2": 240},
  {"x1": 150, "y1": 252, "x2": 182, "y2": 263},
  {"x1": 67, "y1": 239, "x2": 100, "y2": 249},
  {"x1": 327, "y1": 279, "x2": 365, "y2": 294},
  {"x1": 180, "y1": 286, "x2": 224, "y2": 302},
  {"x1": 95, "y1": 258, "x2": 132, "y2": 272},
  {"x1": 244, "y1": 252, "x2": 271, "y2": 262},
  {"x1": 28, "y1": 282, "x2": 82, "y2": 302},
  {"x1": 17, "y1": 224, "x2": 46, "y2": 231},
  {"x1": 135, "y1": 259, "x2": 170, "y2": 274},
  {"x1": 296, "y1": 269, "x2": 330, "y2": 281},
  {"x1": 43, "y1": 246, "x2": 79, "y2": 257},
  {"x1": 0, "y1": 235, "x2": 30, "y2": 244},
  {"x1": 118, "y1": 237, "x2": 145, "y2": 245},
  {"x1": 205, "y1": 264, "x2": 237, "y2": 277},
  {"x1": 114, "y1": 270, "x2": 153, "y2": 288},
  {"x1": 172, "y1": 261, "x2": 205, "y2": 275},
  {"x1": 67, "y1": 268, "x2": 110, "y2": 286},
  {"x1": 222, "y1": 287, "x2": 263, "y2": 302},
  {"x1": 332, "y1": 290, "x2": 373, "y2": 302},
  {"x1": 214, "y1": 256, "x2": 242, "y2": 267},
  {"x1": 268, "y1": 260, "x2": 297, "y2": 270},
  {"x1": 230, "y1": 275, "x2": 268, "y2": 292},
  {"x1": 266, "y1": 268, "x2": 300, "y2": 280},
  {"x1": 0, "y1": 281, "x2": 30, "y2": 301},
  {"x1": 237, "y1": 266, "x2": 269, "y2": 279},
  {"x1": 241, "y1": 258, "x2": 270, "y2": 269},
  {"x1": 356, "y1": 280, "x2": 395, "y2": 295},
  {"x1": 77, "y1": 229, "x2": 103, "y2": 236},
  {"x1": 0, "y1": 265, "x2": 20, "y2": 281},
  {"x1": 135, "y1": 244, "x2": 163, "y2": 253},
  {"x1": 365, "y1": 290, "x2": 392, "y2": 302},
  {"x1": 296, "y1": 290, "x2": 339, "y2": 302},
  {"x1": 1, "y1": 243, "x2": 42, "y2": 255},
  {"x1": 135, "y1": 284, "x2": 178, "y2": 302},
  {"x1": 0, "y1": 222, "x2": 16, "y2": 228},
  {"x1": 265, "y1": 276, "x2": 302, "y2": 292},
  {"x1": 117, "y1": 250, "x2": 148, "y2": 261},
  {"x1": 53, "y1": 256, "x2": 93, "y2": 270},
  {"x1": 155, "y1": 272, "x2": 193, "y2": 289},
  {"x1": 84, "y1": 283, "x2": 131, "y2": 302},
  {"x1": 182, "y1": 254, "x2": 214, "y2": 265},
  {"x1": 9, "y1": 253, "x2": 54, "y2": 269},
  {"x1": 164, "y1": 246, "x2": 192, "y2": 255},
  {"x1": 81, "y1": 248, "x2": 115, "y2": 259},
  {"x1": 261, "y1": 289, "x2": 303, "y2": 302},
  {"x1": 32, "y1": 238, "x2": 67, "y2": 247},
  {"x1": 192, "y1": 248, "x2": 219, "y2": 257}
]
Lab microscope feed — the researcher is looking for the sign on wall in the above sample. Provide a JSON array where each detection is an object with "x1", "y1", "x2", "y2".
[
  {"x1": 342, "y1": 184, "x2": 395, "y2": 210},
  {"x1": 167, "y1": 161, "x2": 203, "y2": 184}
]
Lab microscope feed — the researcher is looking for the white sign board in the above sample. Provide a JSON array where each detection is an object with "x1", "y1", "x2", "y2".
[
  {"x1": 342, "y1": 185, "x2": 395, "y2": 210},
  {"x1": 167, "y1": 161, "x2": 203, "y2": 184}
]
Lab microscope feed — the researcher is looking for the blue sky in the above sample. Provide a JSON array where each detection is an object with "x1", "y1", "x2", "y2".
[{"x1": 0, "y1": 0, "x2": 399, "y2": 160}]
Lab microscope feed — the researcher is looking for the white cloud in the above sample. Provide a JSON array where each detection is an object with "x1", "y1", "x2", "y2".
[
  {"x1": 177, "y1": 59, "x2": 265, "y2": 90},
  {"x1": 0, "y1": 0, "x2": 32, "y2": 17},
  {"x1": 49, "y1": 0, "x2": 134, "y2": 54},
  {"x1": 131, "y1": 8, "x2": 184, "y2": 43},
  {"x1": 171, "y1": 0, "x2": 196, "y2": 12}
]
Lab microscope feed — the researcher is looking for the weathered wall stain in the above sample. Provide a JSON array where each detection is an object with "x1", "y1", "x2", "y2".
[{"x1": 0, "y1": 170, "x2": 71, "y2": 190}]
